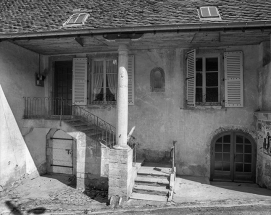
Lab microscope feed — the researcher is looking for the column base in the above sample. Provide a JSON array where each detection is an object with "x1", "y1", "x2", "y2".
[{"x1": 113, "y1": 144, "x2": 131, "y2": 150}]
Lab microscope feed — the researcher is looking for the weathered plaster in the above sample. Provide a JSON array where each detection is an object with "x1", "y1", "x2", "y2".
[{"x1": 81, "y1": 45, "x2": 260, "y2": 178}]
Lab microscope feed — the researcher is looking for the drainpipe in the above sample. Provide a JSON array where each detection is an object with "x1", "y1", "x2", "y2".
[{"x1": 114, "y1": 43, "x2": 130, "y2": 150}]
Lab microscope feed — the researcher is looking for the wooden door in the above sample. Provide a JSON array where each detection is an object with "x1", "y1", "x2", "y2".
[
  {"x1": 54, "y1": 61, "x2": 73, "y2": 115},
  {"x1": 210, "y1": 131, "x2": 256, "y2": 182},
  {"x1": 51, "y1": 130, "x2": 73, "y2": 174}
]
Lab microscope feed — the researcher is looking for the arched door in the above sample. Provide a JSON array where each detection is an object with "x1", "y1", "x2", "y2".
[{"x1": 210, "y1": 131, "x2": 256, "y2": 182}]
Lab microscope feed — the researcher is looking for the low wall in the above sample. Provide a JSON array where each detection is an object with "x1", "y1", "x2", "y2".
[{"x1": 255, "y1": 111, "x2": 271, "y2": 189}]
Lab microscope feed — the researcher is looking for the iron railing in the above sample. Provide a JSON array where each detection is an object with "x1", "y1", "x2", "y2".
[
  {"x1": 23, "y1": 97, "x2": 138, "y2": 152},
  {"x1": 72, "y1": 105, "x2": 116, "y2": 148},
  {"x1": 23, "y1": 97, "x2": 72, "y2": 119}
]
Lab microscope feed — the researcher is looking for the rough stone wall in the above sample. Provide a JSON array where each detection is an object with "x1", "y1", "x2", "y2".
[{"x1": 255, "y1": 112, "x2": 271, "y2": 189}]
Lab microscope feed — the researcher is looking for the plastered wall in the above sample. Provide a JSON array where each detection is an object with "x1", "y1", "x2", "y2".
[
  {"x1": 87, "y1": 45, "x2": 260, "y2": 177},
  {"x1": 0, "y1": 42, "x2": 46, "y2": 188}
]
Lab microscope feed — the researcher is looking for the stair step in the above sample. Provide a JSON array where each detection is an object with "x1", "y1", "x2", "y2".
[
  {"x1": 133, "y1": 184, "x2": 169, "y2": 195},
  {"x1": 135, "y1": 176, "x2": 169, "y2": 185},
  {"x1": 138, "y1": 166, "x2": 171, "y2": 177},
  {"x1": 130, "y1": 193, "x2": 167, "y2": 202},
  {"x1": 72, "y1": 123, "x2": 88, "y2": 127}
]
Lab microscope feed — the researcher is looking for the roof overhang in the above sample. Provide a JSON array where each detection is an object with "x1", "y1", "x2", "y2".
[{"x1": 1, "y1": 21, "x2": 271, "y2": 55}]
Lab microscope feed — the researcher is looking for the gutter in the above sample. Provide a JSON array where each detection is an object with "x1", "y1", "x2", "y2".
[{"x1": 0, "y1": 21, "x2": 271, "y2": 40}]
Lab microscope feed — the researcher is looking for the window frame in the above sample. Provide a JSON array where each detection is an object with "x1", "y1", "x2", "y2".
[
  {"x1": 90, "y1": 57, "x2": 118, "y2": 105},
  {"x1": 195, "y1": 53, "x2": 221, "y2": 106}
]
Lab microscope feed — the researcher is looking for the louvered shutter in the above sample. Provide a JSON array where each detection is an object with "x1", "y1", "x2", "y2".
[
  {"x1": 186, "y1": 50, "x2": 196, "y2": 106},
  {"x1": 128, "y1": 55, "x2": 135, "y2": 105},
  {"x1": 72, "y1": 58, "x2": 88, "y2": 105},
  {"x1": 224, "y1": 51, "x2": 243, "y2": 107}
]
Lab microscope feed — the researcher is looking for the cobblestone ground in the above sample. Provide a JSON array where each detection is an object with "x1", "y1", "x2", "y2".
[{"x1": 0, "y1": 175, "x2": 110, "y2": 214}]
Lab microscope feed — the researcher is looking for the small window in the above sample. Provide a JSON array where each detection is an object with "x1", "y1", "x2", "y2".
[
  {"x1": 198, "y1": 6, "x2": 221, "y2": 20},
  {"x1": 63, "y1": 13, "x2": 89, "y2": 27}
]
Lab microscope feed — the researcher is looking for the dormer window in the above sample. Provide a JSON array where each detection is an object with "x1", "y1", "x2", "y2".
[
  {"x1": 198, "y1": 6, "x2": 221, "y2": 20},
  {"x1": 63, "y1": 13, "x2": 89, "y2": 27}
]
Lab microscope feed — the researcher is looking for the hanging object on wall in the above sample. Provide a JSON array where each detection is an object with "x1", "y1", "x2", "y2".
[{"x1": 35, "y1": 54, "x2": 46, "y2": 87}]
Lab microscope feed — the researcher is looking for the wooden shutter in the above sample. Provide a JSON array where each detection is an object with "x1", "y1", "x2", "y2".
[
  {"x1": 72, "y1": 58, "x2": 88, "y2": 105},
  {"x1": 224, "y1": 51, "x2": 243, "y2": 107},
  {"x1": 128, "y1": 55, "x2": 135, "y2": 105},
  {"x1": 186, "y1": 50, "x2": 196, "y2": 107}
]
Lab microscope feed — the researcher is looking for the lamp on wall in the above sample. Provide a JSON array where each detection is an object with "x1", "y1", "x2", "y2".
[{"x1": 35, "y1": 54, "x2": 46, "y2": 87}]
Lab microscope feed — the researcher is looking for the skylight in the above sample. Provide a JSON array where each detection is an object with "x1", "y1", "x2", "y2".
[
  {"x1": 198, "y1": 6, "x2": 221, "y2": 20},
  {"x1": 63, "y1": 13, "x2": 89, "y2": 27}
]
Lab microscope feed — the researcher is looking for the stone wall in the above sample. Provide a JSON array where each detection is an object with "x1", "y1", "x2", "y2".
[{"x1": 255, "y1": 112, "x2": 271, "y2": 189}]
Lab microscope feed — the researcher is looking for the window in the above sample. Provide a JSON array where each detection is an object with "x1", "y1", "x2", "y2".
[
  {"x1": 198, "y1": 6, "x2": 221, "y2": 20},
  {"x1": 196, "y1": 56, "x2": 220, "y2": 104},
  {"x1": 186, "y1": 50, "x2": 243, "y2": 108},
  {"x1": 63, "y1": 13, "x2": 89, "y2": 27},
  {"x1": 91, "y1": 59, "x2": 118, "y2": 104}
]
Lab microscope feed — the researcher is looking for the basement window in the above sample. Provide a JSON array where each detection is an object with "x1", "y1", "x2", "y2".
[
  {"x1": 198, "y1": 6, "x2": 221, "y2": 20},
  {"x1": 63, "y1": 13, "x2": 89, "y2": 27}
]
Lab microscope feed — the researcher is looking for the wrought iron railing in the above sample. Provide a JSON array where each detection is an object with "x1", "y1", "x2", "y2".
[
  {"x1": 23, "y1": 97, "x2": 138, "y2": 152},
  {"x1": 72, "y1": 105, "x2": 116, "y2": 148}
]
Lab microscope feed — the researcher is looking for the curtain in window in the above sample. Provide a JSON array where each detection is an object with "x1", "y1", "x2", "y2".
[
  {"x1": 106, "y1": 60, "x2": 118, "y2": 98},
  {"x1": 93, "y1": 61, "x2": 103, "y2": 99}
]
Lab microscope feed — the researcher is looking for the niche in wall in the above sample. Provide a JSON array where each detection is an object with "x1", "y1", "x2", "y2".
[{"x1": 150, "y1": 67, "x2": 165, "y2": 92}]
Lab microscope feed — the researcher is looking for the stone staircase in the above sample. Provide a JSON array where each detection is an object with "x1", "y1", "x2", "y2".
[
  {"x1": 130, "y1": 162, "x2": 175, "y2": 202},
  {"x1": 64, "y1": 117, "x2": 116, "y2": 148}
]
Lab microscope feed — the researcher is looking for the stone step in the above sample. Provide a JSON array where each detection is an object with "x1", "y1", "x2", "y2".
[
  {"x1": 135, "y1": 176, "x2": 169, "y2": 186},
  {"x1": 72, "y1": 123, "x2": 89, "y2": 127},
  {"x1": 85, "y1": 130, "x2": 103, "y2": 137},
  {"x1": 133, "y1": 184, "x2": 169, "y2": 195},
  {"x1": 130, "y1": 193, "x2": 168, "y2": 202},
  {"x1": 138, "y1": 166, "x2": 171, "y2": 177}
]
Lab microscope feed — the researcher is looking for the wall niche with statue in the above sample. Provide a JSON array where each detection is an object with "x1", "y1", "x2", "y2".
[{"x1": 150, "y1": 67, "x2": 165, "y2": 92}]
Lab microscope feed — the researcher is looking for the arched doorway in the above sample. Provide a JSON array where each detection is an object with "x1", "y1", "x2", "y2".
[{"x1": 210, "y1": 131, "x2": 256, "y2": 182}]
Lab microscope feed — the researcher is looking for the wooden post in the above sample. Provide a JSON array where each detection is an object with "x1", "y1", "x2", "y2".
[{"x1": 114, "y1": 44, "x2": 130, "y2": 150}]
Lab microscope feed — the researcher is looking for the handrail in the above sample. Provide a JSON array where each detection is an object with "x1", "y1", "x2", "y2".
[
  {"x1": 171, "y1": 141, "x2": 177, "y2": 173},
  {"x1": 23, "y1": 97, "x2": 139, "y2": 150}
]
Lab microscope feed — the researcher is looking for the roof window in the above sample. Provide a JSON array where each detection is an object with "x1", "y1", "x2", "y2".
[
  {"x1": 198, "y1": 6, "x2": 221, "y2": 20},
  {"x1": 63, "y1": 13, "x2": 89, "y2": 27}
]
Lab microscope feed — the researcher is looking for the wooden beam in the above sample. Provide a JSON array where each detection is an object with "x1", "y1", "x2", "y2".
[{"x1": 74, "y1": 37, "x2": 84, "y2": 47}]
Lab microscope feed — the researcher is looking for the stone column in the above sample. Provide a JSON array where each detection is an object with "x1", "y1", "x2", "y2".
[{"x1": 115, "y1": 44, "x2": 129, "y2": 149}]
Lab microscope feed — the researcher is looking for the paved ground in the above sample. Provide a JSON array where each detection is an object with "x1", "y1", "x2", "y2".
[{"x1": 1, "y1": 174, "x2": 271, "y2": 214}]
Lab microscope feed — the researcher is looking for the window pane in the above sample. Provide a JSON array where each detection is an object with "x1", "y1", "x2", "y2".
[
  {"x1": 236, "y1": 163, "x2": 243, "y2": 172},
  {"x1": 76, "y1": 14, "x2": 86, "y2": 24},
  {"x1": 206, "y1": 58, "x2": 218, "y2": 71},
  {"x1": 236, "y1": 135, "x2": 243, "y2": 143},
  {"x1": 223, "y1": 153, "x2": 230, "y2": 162},
  {"x1": 196, "y1": 58, "x2": 202, "y2": 71},
  {"x1": 215, "y1": 153, "x2": 222, "y2": 161},
  {"x1": 223, "y1": 144, "x2": 230, "y2": 152},
  {"x1": 224, "y1": 135, "x2": 231, "y2": 143},
  {"x1": 196, "y1": 88, "x2": 203, "y2": 102},
  {"x1": 244, "y1": 164, "x2": 251, "y2": 172},
  {"x1": 235, "y1": 154, "x2": 243, "y2": 162},
  {"x1": 245, "y1": 145, "x2": 252, "y2": 153},
  {"x1": 206, "y1": 87, "x2": 218, "y2": 102},
  {"x1": 245, "y1": 138, "x2": 251, "y2": 144},
  {"x1": 244, "y1": 155, "x2": 252, "y2": 163},
  {"x1": 196, "y1": 72, "x2": 202, "y2": 86},
  {"x1": 206, "y1": 72, "x2": 218, "y2": 86},
  {"x1": 236, "y1": 144, "x2": 243, "y2": 153},
  {"x1": 215, "y1": 162, "x2": 222, "y2": 171},
  {"x1": 216, "y1": 137, "x2": 222, "y2": 143},
  {"x1": 215, "y1": 144, "x2": 222, "y2": 152}
]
